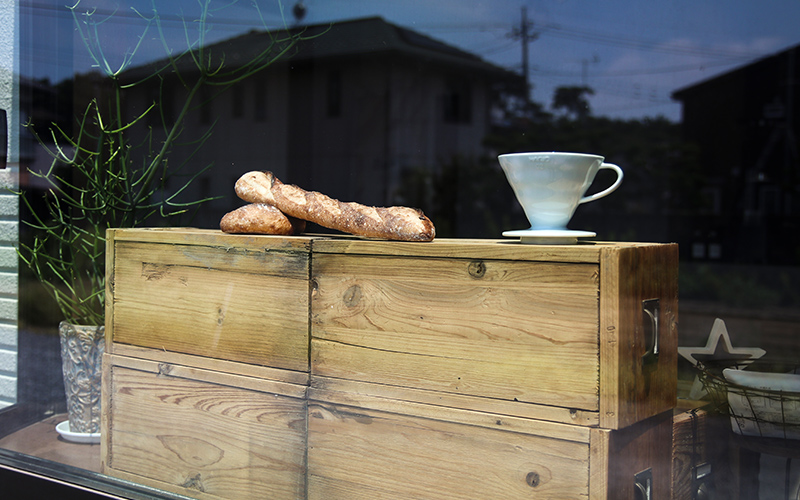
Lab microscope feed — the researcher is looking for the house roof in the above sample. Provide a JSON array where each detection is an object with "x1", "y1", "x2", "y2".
[
  {"x1": 124, "y1": 16, "x2": 521, "y2": 84},
  {"x1": 671, "y1": 43, "x2": 800, "y2": 99}
]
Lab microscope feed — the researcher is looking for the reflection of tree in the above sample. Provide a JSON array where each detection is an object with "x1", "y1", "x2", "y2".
[
  {"x1": 397, "y1": 85, "x2": 703, "y2": 241},
  {"x1": 552, "y1": 85, "x2": 595, "y2": 120},
  {"x1": 394, "y1": 156, "x2": 525, "y2": 239}
]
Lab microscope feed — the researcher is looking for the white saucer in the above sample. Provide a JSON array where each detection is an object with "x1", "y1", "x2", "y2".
[
  {"x1": 56, "y1": 420, "x2": 101, "y2": 444},
  {"x1": 502, "y1": 229, "x2": 596, "y2": 245}
]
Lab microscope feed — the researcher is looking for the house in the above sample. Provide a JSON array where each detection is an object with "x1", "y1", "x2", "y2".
[
  {"x1": 120, "y1": 16, "x2": 523, "y2": 227},
  {"x1": 672, "y1": 44, "x2": 800, "y2": 264}
]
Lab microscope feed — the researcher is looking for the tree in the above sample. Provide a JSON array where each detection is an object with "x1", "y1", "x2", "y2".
[{"x1": 552, "y1": 85, "x2": 595, "y2": 120}]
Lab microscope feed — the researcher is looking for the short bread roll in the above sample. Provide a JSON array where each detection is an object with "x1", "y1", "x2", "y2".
[{"x1": 220, "y1": 203, "x2": 306, "y2": 235}]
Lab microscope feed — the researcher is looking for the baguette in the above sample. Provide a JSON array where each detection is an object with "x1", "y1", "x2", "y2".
[
  {"x1": 220, "y1": 203, "x2": 306, "y2": 235},
  {"x1": 235, "y1": 171, "x2": 435, "y2": 242}
]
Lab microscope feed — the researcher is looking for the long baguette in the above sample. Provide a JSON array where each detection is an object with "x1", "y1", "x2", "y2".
[
  {"x1": 235, "y1": 171, "x2": 435, "y2": 242},
  {"x1": 220, "y1": 203, "x2": 306, "y2": 235}
]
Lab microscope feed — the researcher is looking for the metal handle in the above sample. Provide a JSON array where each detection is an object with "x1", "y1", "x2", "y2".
[
  {"x1": 642, "y1": 299, "x2": 660, "y2": 365},
  {"x1": 634, "y1": 468, "x2": 653, "y2": 500}
]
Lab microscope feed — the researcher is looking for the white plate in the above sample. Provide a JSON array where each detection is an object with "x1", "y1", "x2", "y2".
[
  {"x1": 56, "y1": 420, "x2": 101, "y2": 444},
  {"x1": 502, "y1": 229, "x2": 596, "y2": 245}
]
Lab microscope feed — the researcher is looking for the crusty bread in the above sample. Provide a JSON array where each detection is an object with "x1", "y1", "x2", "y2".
[
  {"x1": 235, "y1": 171, "x2": 435, "y2": 242},
  {"x1": 220, "y1": 203, "x2": 306, "y2": 235}
]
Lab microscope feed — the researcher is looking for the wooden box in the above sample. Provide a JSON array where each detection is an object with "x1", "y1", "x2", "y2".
[
  {"x1": 106, "y1": 228, "x2": 313, "y2": 372},
  {"x1": 104, "y1": 230, "x2": 679, "y2": 499},
  {"x1": 311, "y1": 238, "x2": 679, "y2": 430},
  {"x1": 101, "y1": 350, "x2": 308, "y2": 499},
  {"x1": 307, "y1": 388, "x2": 674, "y2": 499},
  {"x1": 672, "y1": 405, "x2": 712, "y2": 500}
]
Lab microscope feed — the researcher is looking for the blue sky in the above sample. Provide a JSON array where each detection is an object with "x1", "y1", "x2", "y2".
[{"x1": 23, "y1": 0, "x2": 800, "y2": 121}]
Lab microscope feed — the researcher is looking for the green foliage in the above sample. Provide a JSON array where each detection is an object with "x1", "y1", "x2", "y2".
[
  {"x1": 16, "y1": 0, "x2": 306, "y2": 325},
  {"x1": 398, "y1": 85, "x2": 703, "y2": 240},
  {"x1": 552, "y1": 85, "x2": 595, "y2": 120},
  {"x1": 485, "y1": 104, "x2": 704, "y2": 216},
  {"x1": 679, "y1": 262, "x2": 800, "y2": 308},
  {"x1": 394, "y1": 156, "x2": 526, "y2": 239}
]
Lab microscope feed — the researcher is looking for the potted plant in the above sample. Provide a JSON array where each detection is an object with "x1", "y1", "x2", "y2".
[{"x1": 16, "y1": 0, "x2": 304, "y2": 439}]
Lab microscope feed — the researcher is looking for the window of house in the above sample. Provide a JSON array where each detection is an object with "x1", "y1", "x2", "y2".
[
  {"x1": 3, "y1": 1, "x2": 800, "y2": 498},
  {"x1": 254, "y1": 76, "x2": 268, "y2": 122},
  {"x1": 326, "y1": 69, "x2": 342, "y2": 117},
  {"x1": 442, "y1": 78, "x2": 472, "y2": 123},
  {"x1": 232, "y1": 82, "x2": 245, "y2": 118}
]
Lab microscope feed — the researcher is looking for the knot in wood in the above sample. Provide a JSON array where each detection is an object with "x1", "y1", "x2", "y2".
[
  {"x1": 343, "y1": 284, "x2": 362, "y2": 308},
  {"x1": 526, "y1": 471, "x2": 541, "y2": 488},
  {"x1": 467, "y1": 260, "x2": 486, "y2": 279}
]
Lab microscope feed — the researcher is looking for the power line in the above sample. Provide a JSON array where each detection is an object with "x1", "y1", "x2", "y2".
[
  {"x1": 536, "y1": 22, "x2": 763, "y2": 60},
  {"x1": 529, "y1": 57, "x2": 746, "y2": 79}
]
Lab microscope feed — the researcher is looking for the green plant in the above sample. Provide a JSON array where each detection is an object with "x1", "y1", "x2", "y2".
[{"x1": 17, "y1": 0, "x2": 306, "y2": 325}]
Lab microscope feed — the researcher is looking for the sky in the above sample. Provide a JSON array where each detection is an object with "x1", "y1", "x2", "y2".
[{"x1": 21, "y1": 0, "x2": 800, "y2": 122}]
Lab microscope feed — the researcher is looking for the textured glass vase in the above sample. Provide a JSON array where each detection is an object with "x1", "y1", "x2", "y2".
[{"x1": 59, "y1": 321, "x2": 105, "y2": 434}]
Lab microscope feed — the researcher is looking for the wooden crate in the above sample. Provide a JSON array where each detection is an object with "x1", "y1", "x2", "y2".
[
  {"x1": 101, "y1": 350, "x2": 308, "y2": 500},
  {"x1": 106, "y1": 228, "x2": 313, "y2": 372},
  {"x1": 104, "y1": 230, "x2": 679, "y2": 499},
  {"x1": 307, "y1": 387, "x2": 674, "y2": 499},
  {"x1": 672, "y1": 405, "x2": 712, "y2": 500},
  {"x1": 311, "y1": 238, "x2": 679, "y2": 430}
]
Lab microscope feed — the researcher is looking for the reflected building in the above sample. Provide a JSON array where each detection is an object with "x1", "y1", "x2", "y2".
[
  {"x1": 673, "y1": 44, "x2": 800, "y2": 265},
  {"x1": 119, "y1": 16, "x2": 523, "y2": 227}
]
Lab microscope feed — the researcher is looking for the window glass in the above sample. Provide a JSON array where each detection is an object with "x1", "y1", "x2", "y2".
[{"x1": 2, "y1": 1, "x2": 800, "y2": 498}]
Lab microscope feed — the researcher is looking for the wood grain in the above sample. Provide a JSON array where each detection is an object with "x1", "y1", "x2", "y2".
[
  {"x1": 309, "y1": 375, "x2": 600, "y2": 427},
  {"x1": 599, "y1": 244, "x2": 679, "y2": 429},
  {"x1": 672, "y1": 407, "x2": 709, "y2": 500},
  {"x1": 109, "y1": 238, "x2": 311, "y2": 371},
  {"x1": 104, "y1": 355, "x2": 307, "y2": 500},
  {"x1": 110, "y1": 344, "x2": 310, "y2": 387},
  {"x1": 312, "y1": 236, "x2": 615, "y2": 263},
  {"x1": 307, "y1": 401, "x2": 591, "y2": 499},
  {"x1": 309, "y1": 379, "x2": 592, "y2": 443},
  {"x1": 311, "y1": 254, "x2": 601, "y2": 410},
  {"x1": 590, "y1": 411, "x2": 674, "y2": 500},
  {"x1": 109, "y1": 227, "x2": 314, "y2": 252}
]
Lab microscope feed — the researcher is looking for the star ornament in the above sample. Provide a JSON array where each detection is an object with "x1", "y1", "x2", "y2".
[{"x1": 679, "y1": 318, "x2": 766, "y2": 399}]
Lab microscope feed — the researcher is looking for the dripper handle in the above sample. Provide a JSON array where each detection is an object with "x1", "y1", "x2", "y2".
[{"x1": 579, "y1": 163, "x2": 623, "y2": 204}]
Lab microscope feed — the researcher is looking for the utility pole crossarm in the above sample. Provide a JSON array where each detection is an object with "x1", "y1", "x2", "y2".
[{"x1": 509, "y1": 6, "x2": 539, "y2": 100}]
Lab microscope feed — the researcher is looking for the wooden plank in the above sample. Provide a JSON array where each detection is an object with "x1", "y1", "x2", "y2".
[
  {"x1": 111, "y1": 240, "x2": 310, "y2": 371},
  {"x1": 310, "y1": 375, "x2": 600, "y2": 427},
  {"x1": 589, "y1": 412, "x2": 675, "y2": 499},
  {"x1": 101, "y1": 353, "x2": 112, "y2": 474},
  {"x1": 604, "y1": 411, "x2": 674, "y2": 499},
  {"x1": 108, "y1": 227, "x2": 314, "y2": 252},
  {"x1": 309, "y1": 381, "x2": 592, "y2": 443},
  {"x1": 311, "y1": 236, "x2": 610, "y2": 263},
  {"x1": 109, "y1": 354, "x2": 308, "y2": 399},
  {"x1": 599, "y1": 244, "x2": 679, "y2": 429},
  {"x1": 105, "y1": 228, "x2": 117, "y2": 355},
  {"x1": 105, "y1": 360, "x2": 307, "y2": 500},
  {"x1": 307, "y1": 401, "x2": 591, "y2": 499},
  {"x1": 312, "y1": 254, "x2": 600, "y2": 409},
  {"x1": 672, "y1": 407, "x2": 709, "y2": 500},
  {"x1": 589, "y1": 428, "x2": 610, "y2": 499},
  {"x1": 113, "y1": 240, "x2": 310, "y2": 277},
  {"x1": 110, "y1": 344, "x2": 310, "y2": 387}
]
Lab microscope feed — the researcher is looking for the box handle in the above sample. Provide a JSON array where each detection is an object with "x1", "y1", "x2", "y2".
[
  {"x1": 634, "y1": 468, "x2": 653, "y2": 500},
  {"x1": 642, "y1": 299, "x2": 660, "y2": 365}
]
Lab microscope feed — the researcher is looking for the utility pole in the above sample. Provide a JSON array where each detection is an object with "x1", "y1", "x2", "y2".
[
  {"x1": 510, "y1": 6, "x2": 539, "y2": 100},
  {"x1": 581, "y1": 54, "x2": 599, "y2": 86}
]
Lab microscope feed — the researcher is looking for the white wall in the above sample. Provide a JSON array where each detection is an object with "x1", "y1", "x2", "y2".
[{"x1": 0, "y1": 0, "x2": 19, "y2": 409}]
